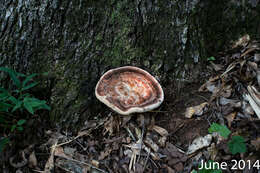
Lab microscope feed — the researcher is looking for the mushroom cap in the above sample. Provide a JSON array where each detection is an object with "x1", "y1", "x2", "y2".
[{"x1": 95, "y1": 66, "x2": 164, "y2": 115}]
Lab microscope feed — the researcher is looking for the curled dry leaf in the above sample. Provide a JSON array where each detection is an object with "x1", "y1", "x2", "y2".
[
  {"x1": 103, "y1": 115, "x2": 120, "y2": 135},
  {"x1": 54, "y1": 146, "x2": 69, "y2": 159},
  {"x1": 245, "y1": 85, "x2": 260, "y2": 119},
  {"x1": 219, "y1": 97, "x2": 241, "y2": 108},
  {"x1": 257, "y1": 70, "x2": 260, "y2": 87},
  {"x1": 152, "y1": 125, "x2": 169, "y2": 137},
  {"x1": 210, "y1": 61, "x2": 223, "y2": 71},
  {"x1": 144, "y1": 136, "x2": 159, "y2": 152},
  {"x1": 232, "y1": 34, "x2": 250, "y2": 49},
  {"x1": 247, "y1": 61, "x2": 258, "y2": 71},
  {"x1": 225, "y1": 112, "x2": 237, "y2": 128},
  {"x1": 199, "y1": 76, "x2": 220, "y2": 92},
  {"x1": 9, "y1": 151, "x2": 28, "y2": 168},
  {"x1": 242, "y1": 100, "x2": 255, "y2": 115},
  {"x1": 28, "y1": 151, "x2": 37, "y2": 168},
  {"x1": 207, "y1": 143, "x2": 218, "y2": 161},
  {"x1": 98, "y1": 149, "x2": 112, "y2": 160},
  {"x1": 220, "y1": 85, "x2": 232, "y2": 98},
  {"x1": 185, "y1": 102, "x2": 208, "y2": 118},
  {"x1": 186, "y1": 134, "x2": 212, "y2": 155},
  {"x1": 158, "y1": 136, "x2": 167, "y2": 147},
  {"x1": 91, "y1": 160, "x2": 99, "y2": 168},
  {"x1": 251, "y1": 137, "x2": 260, "y2": 150}
]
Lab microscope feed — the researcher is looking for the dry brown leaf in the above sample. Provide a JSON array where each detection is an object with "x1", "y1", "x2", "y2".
[
  {"x1": 28, "y1": 151, "x2": 37, "y2": 168},
  {"x1": 185, "y1": 102, "x2": 208, "y2": 118},
  {"x1": 186, "y1": 134, "x2": 212, "y2": 155},
  {"x1": 219, "y1": 97, "x2": 241, "y2": 107},
  {"x1": 91, "y1": 160, "x2": 99, "y2": 168},
  {"x1": 210, "y1": 61, "x2": 223, "y2": 71},
  {"x1": 103, "y1": 115, "x2": 121, "y2": 135},
  {"x1": 98, "y1": 149, "x2": 112, "y2": 160},
  {"x1": 251, "y1": 137, "x2": 260, "y2": 150},
  {"x1": 158, "y1": 136, "x2": 167, "y2": 147},
  {"x1": 166, "y1": 165, "x2": 176, "y2": 173},
  {"x1": 246, "y1": 85, "x2": 260, "y2": 119},
  {"x1": 54, "y1": 146, "x2": 70, "y2": 159},
  {"x1": 153, "y1": 125, "x2": 169, "y2": 136},
  {"x1": 199, "y1": 76, "x2": 220, "y2": 92},
  {"x1": 225, "y1": 112, "x2": 237, "y2": 128},
  {"x1": 207, "y1": 143, "x2": 218, "y2": 161},
  {"x1": 144, "y1": 136, "x2": 159, "y2": 152},
  {"x1": 232, "y1": 34, "x2": 250, "y2": 49},
  {"x1": 247, "y1": 61, "x2": 258, "y2": 71},
  {"x1": 44, "y1": 142, "x2": 57, "y2": 172}
]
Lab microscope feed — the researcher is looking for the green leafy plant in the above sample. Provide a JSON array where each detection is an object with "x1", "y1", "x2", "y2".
[
  {"x1": 208, "y1": 123, "x2": 231, "y2": 139},
  {"x1": 0, "y1": 67, "x2": 50, "y2": 152},
  {"x1": 228, "y1": 136, "x2": 247, "y2": 154},
  {"x1": 207, "y1": 56, "x2": 216, "y2": 61},
  {"x1": 208, "y1": 123, "x2": 247, "y2": 155}
]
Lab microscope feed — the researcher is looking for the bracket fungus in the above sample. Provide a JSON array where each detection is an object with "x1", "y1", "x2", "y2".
[{"x1": 95, "y1": 66, "x2": 164, "y2": 115}]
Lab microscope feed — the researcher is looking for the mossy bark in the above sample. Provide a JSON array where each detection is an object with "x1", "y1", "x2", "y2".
[{"x1": 0, "y1": 0, "x2": 259, "y2": 131}]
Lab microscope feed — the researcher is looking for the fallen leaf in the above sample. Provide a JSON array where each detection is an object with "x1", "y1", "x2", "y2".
[
  {"x1": 232, "y1": 34, "x2": 250, "y2": 49},
  {"x1": 185, "y1": 102, "x2": 208, "y2": 118},
  {"x1": 153, "y1": 125, "x2": 169, "y2": 136},
  {"x1": 225, "y1": 112, "x2": 237, "y2": 128},
  {"x1": 186, "y1": 134, "x2": 212, "y2": 155},
  {"x1": 28, "y1": 151, "x2": 37, "y2": 168},
  {"x1": 251, "y1": 137, "x2": 260, "y2": 150}
]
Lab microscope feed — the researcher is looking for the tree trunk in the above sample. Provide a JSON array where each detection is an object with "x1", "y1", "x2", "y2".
[{"x1": 0, "y1": 0, "x2": 259, "y2": 131}]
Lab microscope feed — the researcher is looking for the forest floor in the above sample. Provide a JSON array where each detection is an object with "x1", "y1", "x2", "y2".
[{"x1": 1, "y1": 35, "x2": 260, "y2": 173}]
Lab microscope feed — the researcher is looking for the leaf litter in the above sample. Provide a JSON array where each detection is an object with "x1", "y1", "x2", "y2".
[{"x1": 2, "y1": 35, "x2": 260, "y2": 173}]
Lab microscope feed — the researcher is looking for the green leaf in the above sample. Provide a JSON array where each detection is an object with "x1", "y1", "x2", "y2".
[
  {"x1": 0, "y1": 87, "x2": 10, "y2": 98},
  {"x1": 42, "y1": 72, "x2": 49, "y2": 76},
  {"x1": 208, "y1": 123, "x2": 231, "y2": 138},
  {"x1": 21, "y1": 82, "x2": 38, "y2": 91},
  {"x1": 0, "y1": 92, "x2": 10, "y2": 100},
  {"x1": 17, "y1": 126, "x2": 23, "y2": 131},
  {"x1": 16, "y1": 72, "x2": 26, "y2": 77},
  {"x1": 8, "y1": 96, "x2": 19, "y2": 105},
  {"x1": 17, "y1": 119, "x2": 26, "y2": 126},
  {"x1": 0, "y1": 101, "x2": 13, "y2": 112},
  {"x1": 0, "y1": 67, "x2": 21, "y2": 88},
  {"x1": 24, "y1": 97, "x2": 45, "y2": 107},
  {"x1": 11, "y1": 125, "x2": 16, "y2": 132},
  {"x1": 228, "y1": 136, "x2": 247, "y2": 154},
  {"x1": 207, "y1": 56, "x2": 216, "y2": 61},
  {"x1": 0, "y1": 137, "x2": 9, "y2": 152},
  {"x1": 23, "y1": 102, "x2": 34, "y2": 114},
  {"x1": 11, "y1": 100, "x2": 23, "y2": 112},
  {"x1": 22, "y1": 73, "x2": 37, "y2": 87},
  {"x1": 35, "y1": 103, "x2": 51, "y2": 111}
]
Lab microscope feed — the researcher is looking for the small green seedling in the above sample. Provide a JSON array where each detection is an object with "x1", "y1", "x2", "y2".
[
  {"x1": 208, "y1": 123, "x2": 247, "y2": 155},
  {"x1": 228, "y1": 136, "x2": 247, "y2": 154},
  {"x1": 208, "y1": 123, "x2": 231, "y2": 139}
]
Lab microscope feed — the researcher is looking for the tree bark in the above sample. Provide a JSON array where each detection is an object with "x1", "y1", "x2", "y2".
[{"x1": 0, "y1": 0, "x2": 259, "y2": 130}]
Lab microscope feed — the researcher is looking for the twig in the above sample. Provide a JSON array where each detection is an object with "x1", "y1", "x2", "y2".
[
  {"x1": 55, "y1": 163, "x2": 74, "y2": 173},
  {"x1": 125, "y1": 127, "x2": 136, "y2": 141},
  {"x1": 137, "y1": 123, "x2": 144, "y2": 162},
  {"x1": 56, "y1": 155, "x2": 108, "y2": 173},
  {"x1": 142, "y1": 148, "x2": 150, "y2": 173}
]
